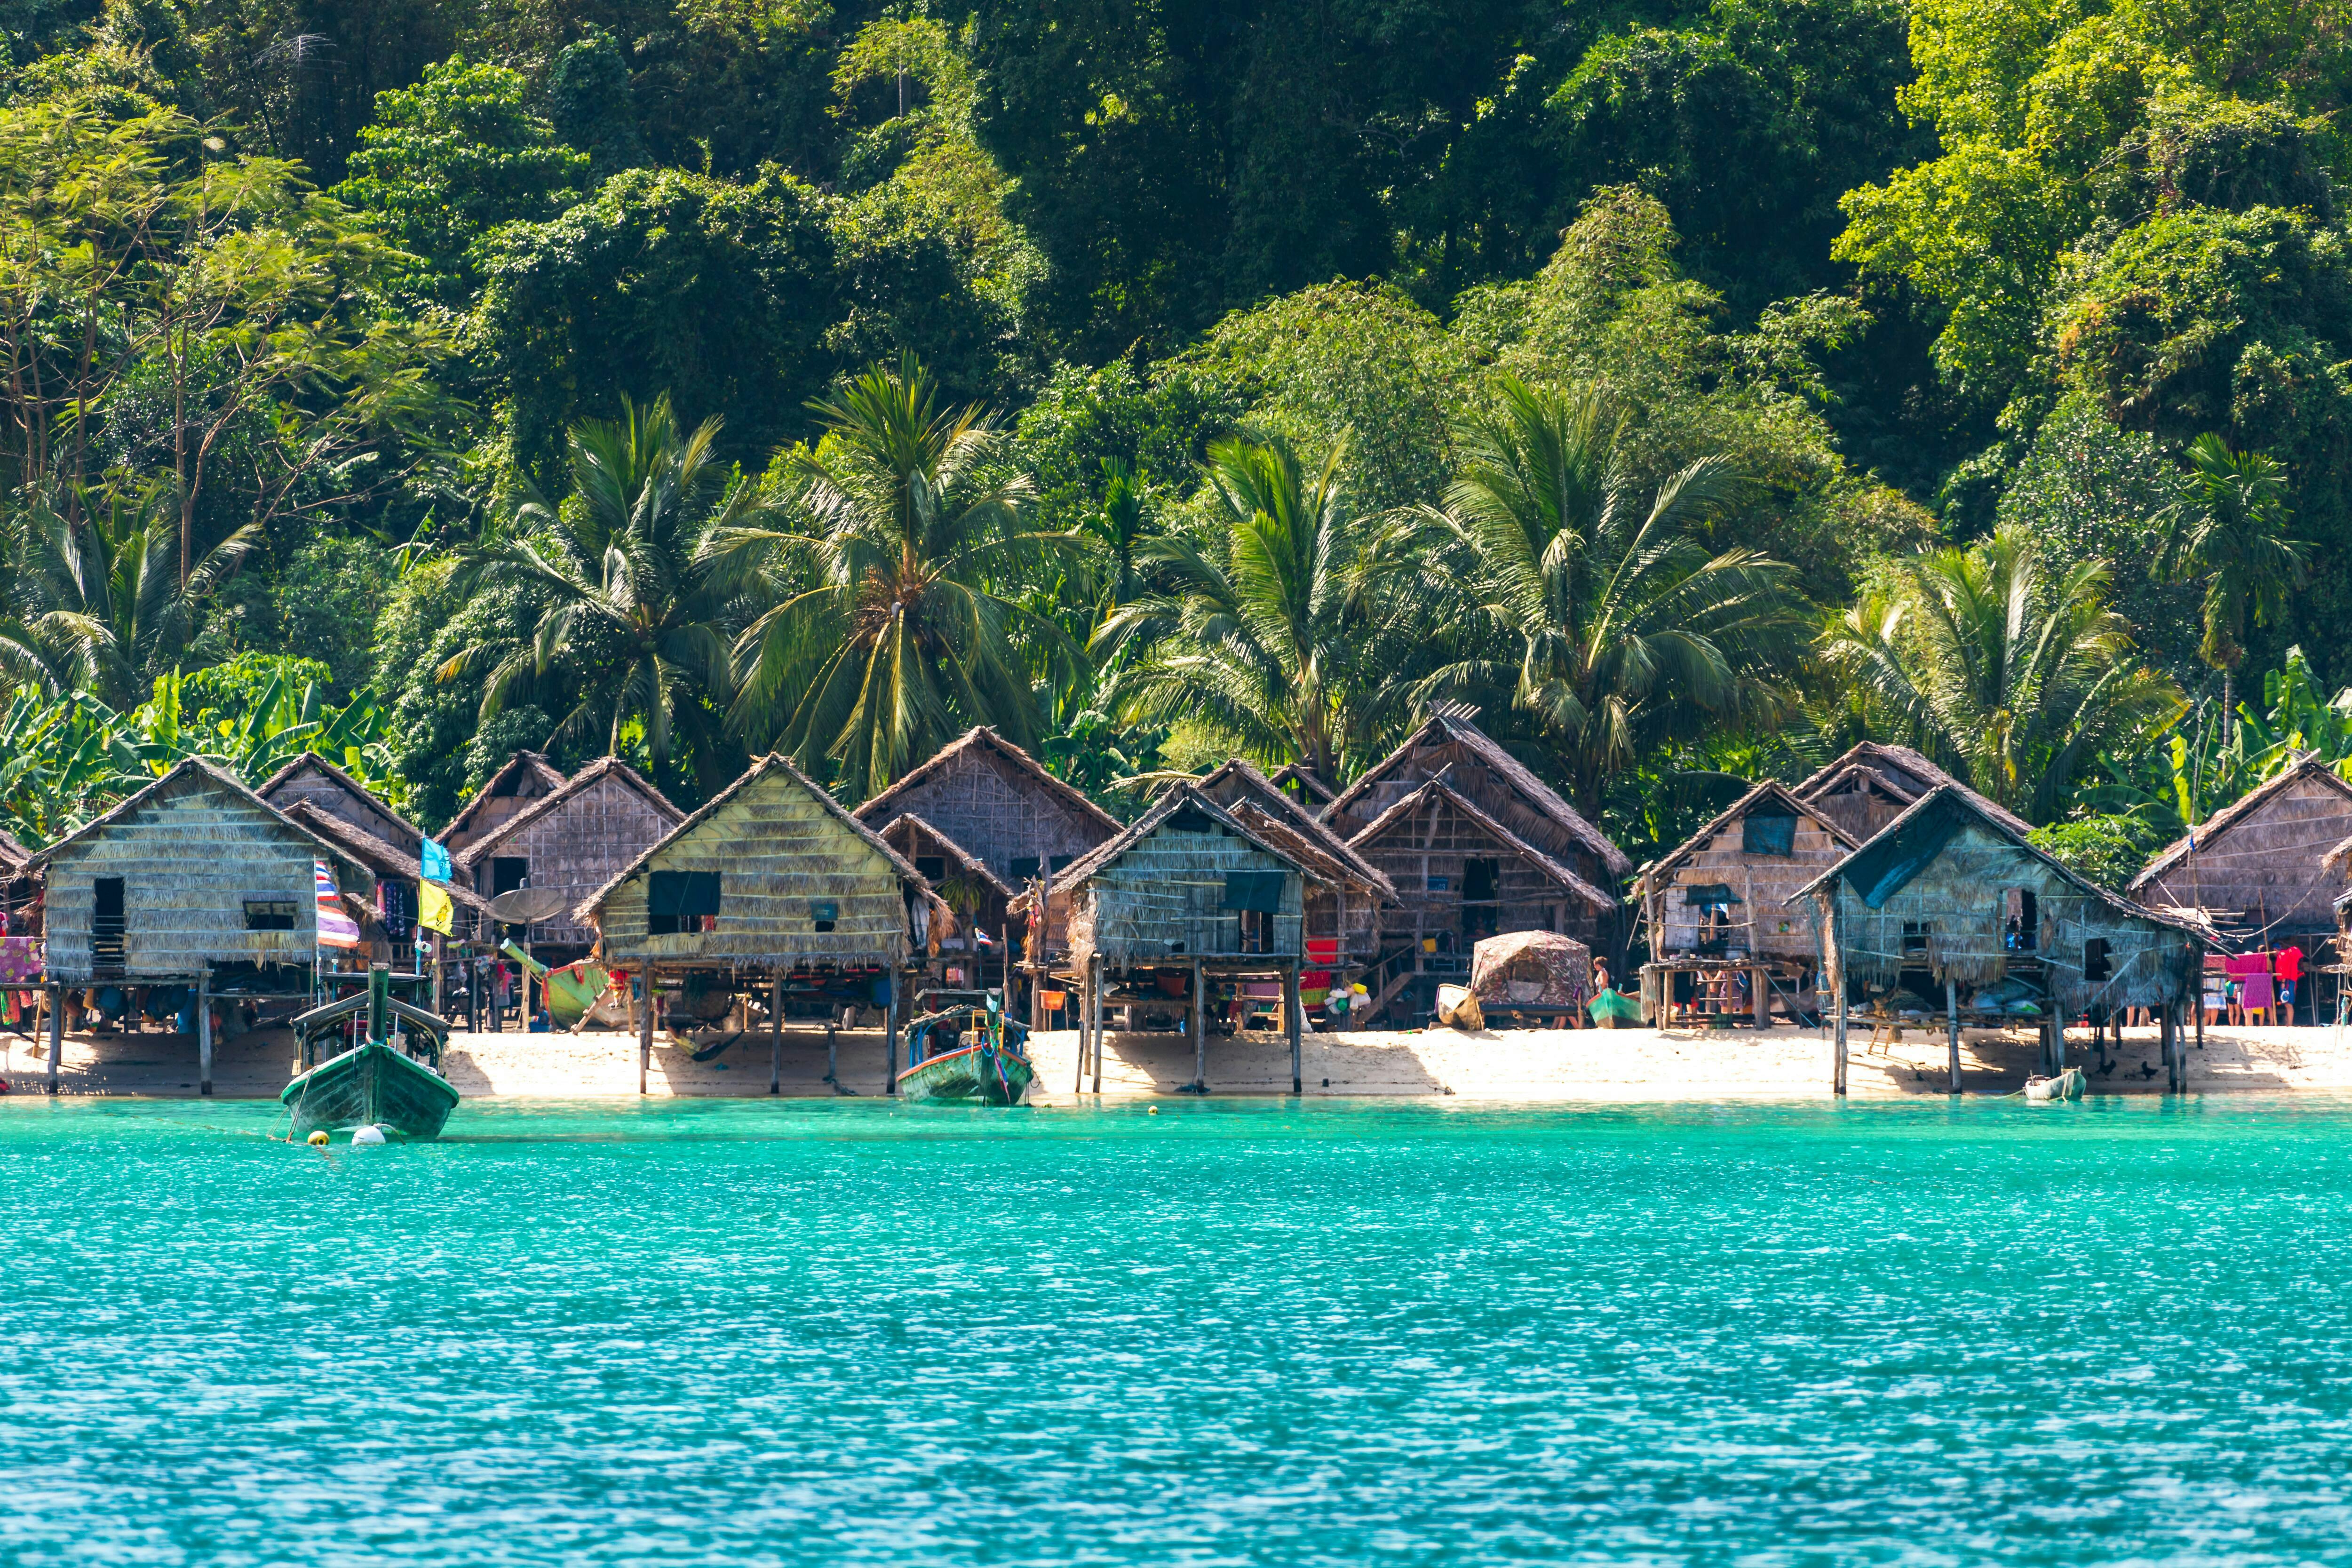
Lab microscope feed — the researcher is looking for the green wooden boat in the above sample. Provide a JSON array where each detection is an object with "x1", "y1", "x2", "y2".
[
  {"x1": 897, "y1": 996, "x2": 1034, "y2": 1105},
  {"x1": 282, "y1": 966, "x2": 459, "y2": 1142}
]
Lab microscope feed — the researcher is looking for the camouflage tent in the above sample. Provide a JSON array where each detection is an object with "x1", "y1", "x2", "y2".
[{"x1": 1470, "y1": 931, "x2": 1592, "y2": 1012}]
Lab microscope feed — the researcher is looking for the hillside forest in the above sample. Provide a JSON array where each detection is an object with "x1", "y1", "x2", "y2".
[{"x1": 0, "y1": 0, "x2": 2346, "y2": 889}]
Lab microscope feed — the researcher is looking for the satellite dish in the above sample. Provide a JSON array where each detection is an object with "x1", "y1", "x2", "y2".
[{"x1": 489, "y1": 887, "x2": 568, "y2": 924}]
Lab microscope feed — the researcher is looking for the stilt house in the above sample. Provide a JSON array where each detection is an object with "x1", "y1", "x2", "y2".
[
  {"x1": 279, "y1": 800, "x2": 492, "y2": 956},
  {"x1": 1322, "y1": 714, "x2": 1629, "y2": 959},
  {"x1": 1790, "y1": 742, "x2": 2027, "y2": 844},
  {"x1": 29, "y1": 757, "x2": 374, "y2": 988},
  {"x1": 259, "y1": 753, "x2": 424, "y2": 858},
  {"x1": 855, "y1": 726, "x2": 1118, "y2": 892},
  {"x1": 454, "y1": 756, "x2": 684, "y2": 958},
  {"x1": 1794, "y1": 784, "x2": 2207, "y2": 1093},
  {"x1": 439, "y1": 751, "x2": 567, "y2": 859},
  {"x1": 1634, "y1": 782, "x2": 1857, "y2": 1024},
  {"x1": 1196, "y1": 758, "x2": 1394, "y2": 967},
  {"x1": 876, "y1": 812, "x2": 1015, "y2": 957},
  {"x1": 2138, "y1": 754, "x2": 2352, "y2": 957}
]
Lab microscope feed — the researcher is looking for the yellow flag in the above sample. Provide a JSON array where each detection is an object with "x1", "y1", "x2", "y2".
[{"x1": 419, "y1": 879, "x2": 453, "y2": 937}]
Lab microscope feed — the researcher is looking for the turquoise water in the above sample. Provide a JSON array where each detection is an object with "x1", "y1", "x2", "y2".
[{"x1": 5, "y1": 1097, "x2": 2352, "y2": 1566}]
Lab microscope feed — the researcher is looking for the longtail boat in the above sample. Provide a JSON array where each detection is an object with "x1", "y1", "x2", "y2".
[
  {"x1": 897, "y1": 992, "x2": 1034, "y2": 1105},
  {"x1": 282, "y1": 966, "x2": 459, "y2": 1141}
]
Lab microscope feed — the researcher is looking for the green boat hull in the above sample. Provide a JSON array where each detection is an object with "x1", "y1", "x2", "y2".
[
  {"x1": 897, "y1": 1040, "x2": 1035, "y2": 1105},
  {"x1": 281, "y1": 1040, "x2": 460, "y2": 1142}
]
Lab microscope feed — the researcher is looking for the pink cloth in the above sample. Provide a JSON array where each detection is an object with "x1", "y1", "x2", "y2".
[
  {"x1": 2239, "y1": 971, "x2": 2276, "y2": 1010},
  {"x1": 0, "y1": 937, "x2": 43, "y2": 984}
]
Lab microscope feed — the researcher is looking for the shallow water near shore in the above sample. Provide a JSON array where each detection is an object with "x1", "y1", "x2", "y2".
[{"x1": 6, "y1": 1095, "x2": 2352, "y2": 1565}]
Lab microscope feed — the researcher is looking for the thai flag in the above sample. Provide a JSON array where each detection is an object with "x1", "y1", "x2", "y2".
[
  {"x1": 975, "y1": 928, "x2": 996, "y2": 949},
  {"x1": 315, "y1": 860, "x2": 362, "y2": 950}
]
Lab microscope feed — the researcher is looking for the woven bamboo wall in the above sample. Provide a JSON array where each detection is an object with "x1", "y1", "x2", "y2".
[
  {"x1": 442, "y1": 756, "x2": 564, "y2": 856},
  {"x1": 467, "y1": 774, "x2": 679, "y2": 947},
  {"x1": 1831, "y1": 823, "x2": 2196, "y2": 1013},
  {"x1": 261, "y1": 762, "x2": 420, "y2": 855},
  {"x1": 596, "y1": 769, "x2": 912, "y2": 969},
  {"x1": 1073, "y1": 820, "x2": 1305, "y2": 967},
  {"x1": 1355, "y1": 792, "x2": 1595, "y2": 954},
  {"x1": 45, "y1": 772, "x2": 353, "y2": 983},
  {"x1": 1803, "y1": 778, "x2": 1910, "y2": 843},
  {"x1": 1328, "y1": 735, "x2": 1614, "y2": 889},
  {"x1": 1655, "y1": 815, "x2": 1847, "y2": 962},
  {"x1": 2136, "y1": 771, "x2": 2352, "y2": 939},
  {"x1": 862, "y1": 749, "x2": 1112, "y2": 883}
]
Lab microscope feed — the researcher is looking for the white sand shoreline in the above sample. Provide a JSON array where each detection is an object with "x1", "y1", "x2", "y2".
[{"x1": 6, "y1": 1015, "x2": 2352, "y2": 1101}]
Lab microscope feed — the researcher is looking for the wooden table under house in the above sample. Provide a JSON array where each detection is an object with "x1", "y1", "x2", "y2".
[
  {"x1": 576, "y1": 753, "x2": 946, "y2": 1096},
  {"x1": 1793, "y1": 784, "x2": 2209, "y2": 1095},
  {"x1": 1021, "y1": 785, "x2": 1327, "y2": 1095}
]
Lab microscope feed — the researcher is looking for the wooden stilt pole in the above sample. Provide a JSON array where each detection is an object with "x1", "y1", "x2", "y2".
[
  {"x1": 197, "y1": 968, "x2": 213, "y2": 1098},
  {"x1": 45, "y1": 982, "x2": 61, "y2": 1095},
  {"x1": 1946, "y1": 978, "x2": 1961, "y2": 1094},
  {"x1": 1073, "y1": 963, "x2": 1089, "y2": 1094},
  {"x1": 884, "y1": 971, "x2": 899, "y2": 1096},
  {"x1": 769, "y1": 976, "x2": 783, "y2": 1096},
  {"x1": 638, "y1": 967, "x2": 654, "y2": 1095},
  {"x1": 2051, "y1": 1012, "x2": 2065, "y2": 1075},
  {"x1": 1191, "y1": 956, "x2": 1206, "y2": 1091},
  {"x1": 1285, "y1": 960, "x2": 1302, "y2": 1095},
  {"x1": 1832, "y1": 974, "x2": 1848, "y2": 1096},
  {"x1": 826, "y1": 1014, "x2": 839, "y2": 1087},
  {"x1": 1752, "y1": 962, "x2": 1769, "y2": 1030},
  {"x1": 1090, "y1": 955, "x2": 1105, "y2": 1095},
  {"x1": 2161, "y1": 1003, "x2": 2177, "y2": 1093}
]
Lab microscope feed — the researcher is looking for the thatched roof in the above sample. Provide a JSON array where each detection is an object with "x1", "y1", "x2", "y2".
[
  {"x1": 1327, "y1": 713, "x2": 1632, "y2": 876},
  {"x1": 1635, "y1": 780, "x2": 1856, "y2": 897},
  {"x1": 455, "y1": 756, "x2": 685, "y2": 871},
  {"x1": 1037, "y1": 783, "x2": 1326, "y2": 900},
  {"x1": 877, "y1": 812, "x2": 1014, "y2": 899},
  {"x1": 576, "y1": 752, "x2": 930, "y2": 923},
  {"x1": 1349, "y1": 777, "x2": 1617, "y2": 911},
  {"x1": 854, "y1": 726, "x2": 1121, "y2": 835},
  {"x1": 1791, "y1": 784, "x2": 2207, "y2": 937},
  {"x1": 257, "y1": 752, "x2": 426, "y2": 848},
  {"x1": 1224, "y1": 802, "x2": 1375, "y2": 895},
  {"x1": 26, "y1": 756, "x2": 372, "y2": 884},
  {"x1": 2142, "y1": 754, "x2": 2352, "y2": 885},
  {"x1": 1194, "y1": 757, "x2": 1395, "y2": 898},
  {"x1": 1793, "y1": 742, "x2": 2034, "y2": 837},
  {"x1": 281, "y1": 800, "x2": 492, "y2": 916},
  {"x1": 1268, "y1": 762, "x2": 1335, "y2": 804},
  {"x1": 441, "y1": 750, "x2": 568, "y2": 842}
]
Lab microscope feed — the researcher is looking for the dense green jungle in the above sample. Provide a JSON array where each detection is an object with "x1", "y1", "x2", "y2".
[{"x1": 0, "y1": 0, "x2": 2342, "y2": 886}]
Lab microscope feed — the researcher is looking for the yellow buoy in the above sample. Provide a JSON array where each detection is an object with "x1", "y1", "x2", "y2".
[
  {"x1": 306, "y1": 1130, "x2": 329, "y2": 1146},
  {"x1": 1147, "y1": 1106, "x2": 1159, "y2": 1115}
]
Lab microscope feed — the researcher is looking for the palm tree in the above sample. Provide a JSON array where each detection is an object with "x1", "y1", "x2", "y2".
[
  {"x1": 1097, "y1": 431, "x2": 1402, "y2": 781},
  {"x1": 439, "y1": 394, "x2": 751, "y2": 775},
  {"x1": 1821, "y1": 526, "x2": 2182, "y2": 823},
  {"x1": 8, "y1": 486, "x2": 258, "y2": 706},
  {"x1": 2157, "y1": 433, "x2": 2307, "y2": 743},
  {"x1": 1426, "y1": 377, "x2": 1805, "y2": 817},
  {"x1": 707, "y1": 355, "x2": 1068, "y2": 799}
]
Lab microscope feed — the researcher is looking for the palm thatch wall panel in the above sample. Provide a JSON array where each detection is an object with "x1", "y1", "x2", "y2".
[
  {"x1": 853, "y1": 728, "x2": 1119, "y2": 887},
  {"x1": 459, "y1": 760, "x2": 684, "y2": 948},
  {"x1": 1048, "y1": 787, "x2": 1316, "y2": 968},
  {"x1": 1350, "y1": 782, "x2": 1614, "y2": 958},
  {"x1": 440, "y1": 751, "x2": 567, "y2": 856},
  {"x1": 1637, "y1": 784, "x2": 1854, "y2": 963},
  {"x1": 259, "y1": 754, "x2": 423, "y2": 857},
  {"x1": 587, "y1": 755, "x2": 929, "y2": 971},
  {"x1": 1323, "y1": 714, "x2": 1629, "y2": 890},
  {"x1": 2134, "y1": 758, "x2": 2352, "y2": 939},
  {"x1": 1223, "y1": 802, "x2": 1382, "y2": 959},
  {"x1": 35, "y1": 762, "x2": 369, "y2": 984}
]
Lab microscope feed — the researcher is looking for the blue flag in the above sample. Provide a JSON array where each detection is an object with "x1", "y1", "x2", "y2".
[{"x1": 421, "y1": 837, "x2": 452, "y2": 883}]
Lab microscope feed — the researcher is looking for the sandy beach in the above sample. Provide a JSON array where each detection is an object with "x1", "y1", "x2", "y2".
[{"x1": 6, "y1": 1014, "x2": 2352, "y2": 1101}]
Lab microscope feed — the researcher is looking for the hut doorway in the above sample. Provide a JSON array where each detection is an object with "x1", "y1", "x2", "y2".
[
  {"x1": 2003, "y1": 888, "x2": 2038, "y2": 951},
  {"x1": 1462, "y1": 858, "x2": 1500, "y2": 942},
  {"x1": 93, "y1": 876, "x2": 125, "y2": 970},
  {"x1": 492, "y1": 857, "x2": 529, "y2": 897}
]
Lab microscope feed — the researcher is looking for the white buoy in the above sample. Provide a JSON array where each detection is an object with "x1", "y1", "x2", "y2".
[{"x1": 351, "y1": 1124, "x2": 388, "y2": 1145}]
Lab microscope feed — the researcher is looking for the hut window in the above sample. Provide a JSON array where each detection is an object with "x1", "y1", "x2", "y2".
[
  {"x1": 492, "y1": 857, "x2": 529, "y2": 897},
  {"x1": 915, "y1": 855, "x2": 947, "y2": 883},
  {"x1": 648, "y1": 870, "x2": 722, "y2": 935},
  {"x1": 1463, "y1": 859, "x2": 1499, "y2": 903},
  {"x1": 1010, "y1": 856, "x2": 1041, "y2": 882},
  {"x1": 1049, "y1": 854, "x2": 1075, "y2": 873},
  {"x1": 1427, "y1": 874, "x2": 1450, "y2": 892},
  {"x1": 810, "y1": 899, "x2": 839, "y2": 933},
  {"x1": 2084, "y1": 938, "x2": 2112, "y2": 981},
  {"x1": 1742, "y1": 812, "x2": 1799, "y2": 856},
  {"x1": 1222, "y1": 872, "x2": 1285, "y2": 913},
  {"x1": 1902, "y1": 921, "x2": 1930, "y2": 958},
  {"x1": 244, "y1": 898, "x2": 299, "y2": 931},
  {"x1": 2003, "y1": 889, "x2": 2038, "y2": 951}
]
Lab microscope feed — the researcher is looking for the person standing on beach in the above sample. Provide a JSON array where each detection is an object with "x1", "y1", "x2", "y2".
[{"x1": 2276, "y1": 942, "x2": 2305, "y2": 1026}]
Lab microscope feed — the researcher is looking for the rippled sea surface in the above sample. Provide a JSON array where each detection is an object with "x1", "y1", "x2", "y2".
[{"x1": 7, "y1": 1095, "x2": 2352, "y2": 1565}]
